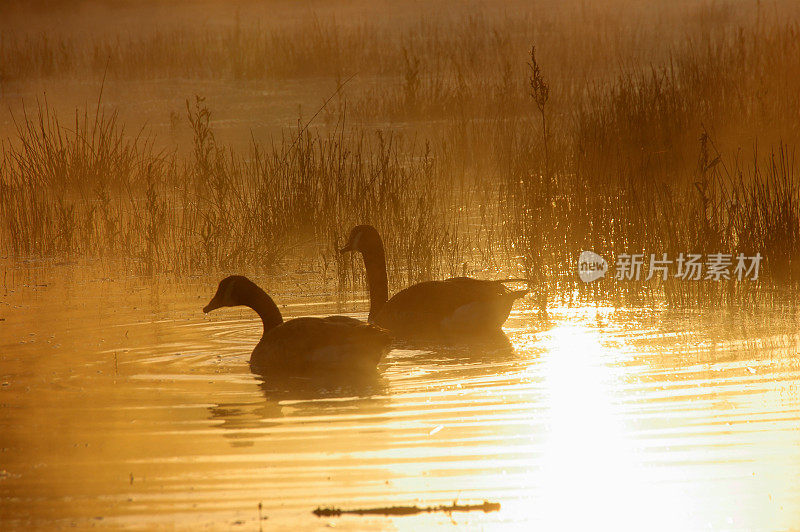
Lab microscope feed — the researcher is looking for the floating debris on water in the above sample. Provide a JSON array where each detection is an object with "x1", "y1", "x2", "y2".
[{"x1": 313, "y1": 500, "x2": 501, "y2": 517}]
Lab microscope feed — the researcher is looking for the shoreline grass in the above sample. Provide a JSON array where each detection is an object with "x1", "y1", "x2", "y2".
[{"x1": 1, "y1": 1, "x2": 799, "y2": 308}]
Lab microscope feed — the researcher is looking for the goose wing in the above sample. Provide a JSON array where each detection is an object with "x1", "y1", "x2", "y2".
[
  {"x1": 376, "y1": 277, "x2": 526, "y2": 336},
  {"x1": 384, "y1": 277, "x2": 511, "y2": 314},
  {"x1": 251, "y1": 316, "x2": 391, "y2": 373}
]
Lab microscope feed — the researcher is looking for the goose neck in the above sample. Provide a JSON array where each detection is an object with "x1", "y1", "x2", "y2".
[
  {"x1": 361, "y1": 245, "x2": 389, "y2": 320},
  {"x1": 243, "y1": 285, "x2": 284, "y2": 335}
]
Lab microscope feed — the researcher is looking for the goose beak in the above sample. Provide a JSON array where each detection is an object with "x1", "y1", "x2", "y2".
[{"x1": 203, "y1": 297, "x2": 222, "y2": 314}]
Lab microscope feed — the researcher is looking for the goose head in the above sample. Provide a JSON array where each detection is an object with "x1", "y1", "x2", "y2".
[
  {"x1": 203, "y1": 275, "x2": 255, "y2": 313},
  {"x1": 204, "y1": 275, "x2": 284, "y2": 332},
  {"x1": 340, "y1": 224, "x2": 382, "y2": 254}
]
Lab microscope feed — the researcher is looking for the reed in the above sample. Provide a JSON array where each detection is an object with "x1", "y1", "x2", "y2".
[
  {"x1": 0, "y1": 96, "x2": 464, "y2": 288},
  {"x1": 497, "y1": 19, "x2": 800, "y2": 305},
  {"x1": 2, "y1": 0, "x2": 799, "y2": 307}
]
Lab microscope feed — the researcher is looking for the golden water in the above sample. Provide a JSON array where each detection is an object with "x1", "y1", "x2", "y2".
[{"x1": 1, "y1": 265, "x2": 799, "y2": 530}]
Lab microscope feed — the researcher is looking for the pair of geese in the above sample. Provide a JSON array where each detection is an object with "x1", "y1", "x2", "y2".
[{"x1": 204, "y1": 225, "x2": 528, "y2": 373}]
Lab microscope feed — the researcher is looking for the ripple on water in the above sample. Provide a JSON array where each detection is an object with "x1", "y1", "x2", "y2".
[{"x1": 1, "y1": 275, "x2": 800, "y2": 530}]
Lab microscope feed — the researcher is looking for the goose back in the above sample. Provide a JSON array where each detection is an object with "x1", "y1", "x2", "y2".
[
  {"x1": 252, "y1": 316, "x2": 391, "y2": 374},
  {"x1": 373, "y1": 277, "x2": 527, "y2": 338}
]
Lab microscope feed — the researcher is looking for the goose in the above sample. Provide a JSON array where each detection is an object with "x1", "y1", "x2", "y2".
[
  {"x1": 203, "y1": 275, "x2": 391, "y2": 373},
  {"x1": 340, "y1": 225, "x2": 528, "y2": 340}
]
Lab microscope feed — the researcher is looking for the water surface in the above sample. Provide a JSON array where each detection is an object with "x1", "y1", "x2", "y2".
[{"x1": 1, "y1": 265, "x2": 799, "y2": 530}]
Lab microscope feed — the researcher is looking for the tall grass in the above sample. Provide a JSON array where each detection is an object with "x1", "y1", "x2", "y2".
[
  {"x1": 2, "y1": 1, "x2": 800, "y2": 307},
  {"x1": 497, "y1": 21, "x2": 800, "y2": 306},
  {"x1": 0, "y1": 96, "x2": 466, "y2": 287}
]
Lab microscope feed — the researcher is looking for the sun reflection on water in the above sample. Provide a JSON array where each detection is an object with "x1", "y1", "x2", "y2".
[
  {"x1": 523, "y1": 323, "x2": 692, "y2": 530},
  {"x1": 498, "y1": 317, "x2": 800, "y2": 531}
]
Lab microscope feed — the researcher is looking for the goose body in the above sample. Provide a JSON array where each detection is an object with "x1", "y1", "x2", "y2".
[
  {"x1": 341, "y1": 225, "x2": 527, "y2": 340},
  {"x1": 203, "y1": 276, "x2": 391, "y2": 374}
]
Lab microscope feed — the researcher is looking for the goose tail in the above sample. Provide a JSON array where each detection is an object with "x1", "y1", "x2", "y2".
[{"x1": 506, "y1": 289, "x2": 529, "y2": 301}]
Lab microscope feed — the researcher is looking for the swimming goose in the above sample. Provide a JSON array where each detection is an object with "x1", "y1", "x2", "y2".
[
  {"x1": 203, "y1": 275, "x2": 391, "y2": 373},
  {"x1": 340, "y1": 225, "x2": 528, "y2": 340}
]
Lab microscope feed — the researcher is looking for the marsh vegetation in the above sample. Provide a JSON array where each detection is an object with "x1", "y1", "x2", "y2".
[{"x1": 2, "y1": 0, "x2": 799, "y2": 308}]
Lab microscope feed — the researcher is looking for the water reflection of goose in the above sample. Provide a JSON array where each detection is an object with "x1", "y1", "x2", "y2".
[
  {"x1": 404, "y1": 328, "x2": 516, "y2": 353},
  {"x1": 208, "y1": 371, "x2": 389, "y2": 445},
  {"x1": 207, "y1": 401, "x2": 284, "y2": 446},
  {"x1": 203, "y1": 276, "x2": 391, "y2": 374},
  {"x1": 256, "y1": 369, "x2": 388, "y2": 402},
  {"x1": 341, "y1": 225, "x2": 528, "y2": 342}
]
